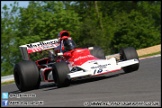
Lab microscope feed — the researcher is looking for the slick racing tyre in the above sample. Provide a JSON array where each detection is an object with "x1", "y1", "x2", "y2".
[
  {"x1": 90, "y1": 46, "x2": 105, "y2": 59},
  {"x1": 120, "y1": 47, "x2": 139, "y2": 73},
  {"x1": 52, "y1": 61, "x2": 70, "y2": 88},
  {"x1": 14, "y1": 60, "x2": 40, "y2": 92}
]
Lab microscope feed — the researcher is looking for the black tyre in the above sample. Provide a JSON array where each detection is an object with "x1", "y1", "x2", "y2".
[
  {"x1": 14, "y1": 60, "x2": 40, "y2": 92},
  {"x1": 120, "y1": 47, "x2": 139, "y2": 73},
  {"x1": 52, "y1": 62, "x2": 70, "y2": 88},
  {"x1": 90, "y1": 46, "x2": 105, "y2": 59}
]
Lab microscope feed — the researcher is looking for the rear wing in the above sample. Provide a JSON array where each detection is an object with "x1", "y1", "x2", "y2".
[{"x1": 19, "y1": 39, "x2": 59, "y2": 60}]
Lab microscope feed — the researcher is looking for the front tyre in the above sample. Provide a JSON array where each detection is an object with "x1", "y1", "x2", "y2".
[
  {"x1": 14, "y1": 60, "x2": 40, "y2": 92},
  {"x1": 52, "y1": 62, "x2": 70, "y2": 88},
  {"x1": 120, "y1": 47, "x2": 139, "y2": 73}
]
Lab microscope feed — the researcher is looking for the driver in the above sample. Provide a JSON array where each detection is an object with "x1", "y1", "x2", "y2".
[
  {"x1": 57, "y1": 30, "x2": 76, "y2": 52},
  {"x1": 48, "y1": 30, "x2": 76, "y2": 61}
]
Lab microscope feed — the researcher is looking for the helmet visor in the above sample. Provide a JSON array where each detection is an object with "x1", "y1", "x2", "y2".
[{"x1": 63, "y1": 39, "x2": 76, "y2": 51}]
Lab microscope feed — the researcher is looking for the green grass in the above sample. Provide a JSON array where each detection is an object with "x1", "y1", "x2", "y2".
[
  {"x1": 1, "y1": 52, "x2": 161, "y2": 85},
  {"x1": 2, "y1": 80, "x2": 15, "y2": 85}
]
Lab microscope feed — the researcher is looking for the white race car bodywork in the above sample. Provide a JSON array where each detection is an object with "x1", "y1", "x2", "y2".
[
  {"x1": 67, "y1": 58, "x2": 139, "y2": 79},
  {"x1": 40, "y1": 57, "x2": 139, "y2": 81}
]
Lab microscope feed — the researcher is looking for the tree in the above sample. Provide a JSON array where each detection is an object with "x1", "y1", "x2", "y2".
[
  {"x1": 111, "y1": 10, "x2": 160, "y2": 53},
  {"x1": 1, "y1": 2, "x2": 20, "y2": 75}
]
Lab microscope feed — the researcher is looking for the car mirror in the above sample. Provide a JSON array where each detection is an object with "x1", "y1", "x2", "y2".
[
  {"x1": 57, "y1": 52, "x2": 63, "y2": 56},
  {"x1": 88, "y1": 47, "x2": 94, "y2": 50}
]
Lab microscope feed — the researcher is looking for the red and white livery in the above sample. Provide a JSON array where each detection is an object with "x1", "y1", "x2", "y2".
[{"x1": 14, "y1": 38, "x2": 140, "y2": 91}]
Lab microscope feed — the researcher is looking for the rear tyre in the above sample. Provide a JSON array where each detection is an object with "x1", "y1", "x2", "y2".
[
  {"x1": 52, "y1": 62, "x2": 70, "y2": 88},
  {"x1": 90, "y1": 46, "x2": 105, "y2": 59},
  {"x1": 120, "y1": 47, "x2": 139, "y2": 73},
  {"x1": 14, "y1": 60, "x2": 40, "y2": 92}
]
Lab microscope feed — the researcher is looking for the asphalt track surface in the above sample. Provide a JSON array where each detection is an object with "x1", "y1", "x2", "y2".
[{"x1": 1, "y1": 56, "x2": 161, "y2": 107}]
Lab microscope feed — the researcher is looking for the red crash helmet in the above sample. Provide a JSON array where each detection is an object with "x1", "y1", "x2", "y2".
[{"x1": 58, "y1": 30, "x2": 70, "y2": 38}]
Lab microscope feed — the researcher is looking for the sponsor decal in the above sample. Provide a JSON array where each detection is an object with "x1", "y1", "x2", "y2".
[
  {"x1": 74, "y1": 55, "x2": 94, "y2": 62},
  {"x1": 26, "y1": 40, "x2": 58, "y2": 48},
  {"x1": 91, "y1": 64, "x2": 108, "y2": 69},
  {"x1": 26, "y1": 40, "x2": 59, "y2": 53}
]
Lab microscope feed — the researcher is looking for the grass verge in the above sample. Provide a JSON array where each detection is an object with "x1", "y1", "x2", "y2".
[
  {"x1": 2, "y1": 80, "x2": 15, "y2": 85},
  {"x1": 139, "y1": 51, "x2": 161, "y2": 58}
]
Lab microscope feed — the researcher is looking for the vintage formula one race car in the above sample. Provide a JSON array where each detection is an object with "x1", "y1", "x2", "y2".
[{"x1": 14, "y1": 38, "x2": 140, "y2": 92}]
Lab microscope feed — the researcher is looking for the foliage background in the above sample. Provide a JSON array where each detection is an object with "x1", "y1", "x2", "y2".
[{"x1": 1, "y1": 1, "x2": 161, "y2": 76}]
